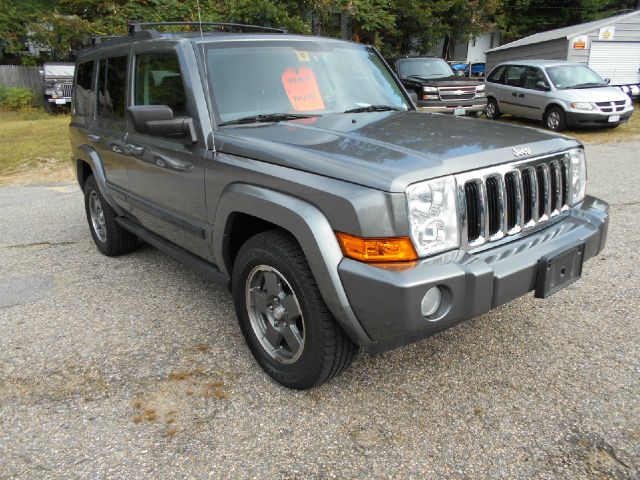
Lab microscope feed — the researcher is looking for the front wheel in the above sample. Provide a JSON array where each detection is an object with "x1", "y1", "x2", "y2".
[
  {"x1": 486, "y1": 97, "x2": 501, "y2": 119},
  {"x1": 232, "y1": 230, "x2": 357, "y2": 389},
  {"x1": 544, "y1": 106, "x2": 567, "y2": 131}
]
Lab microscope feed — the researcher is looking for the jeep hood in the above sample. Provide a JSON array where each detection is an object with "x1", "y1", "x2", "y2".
[{"x1": 216, "y1": 111, "x2": 579, "y2": 192}]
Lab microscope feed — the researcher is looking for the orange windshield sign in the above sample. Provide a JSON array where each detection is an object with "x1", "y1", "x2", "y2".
[{"x1": 281, "y1": 67, "x2": 325, "y2": 112}]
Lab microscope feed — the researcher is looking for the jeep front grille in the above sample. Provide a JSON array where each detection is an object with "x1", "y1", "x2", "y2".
[
  {"x1": 61, "y1": 83, "x2": 73, "y2": 98},
  {"x1": 456, "y1": 152, "x2": 571, "y2": 249}
]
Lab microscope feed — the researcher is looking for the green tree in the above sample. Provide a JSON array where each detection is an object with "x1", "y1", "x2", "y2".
[{"x1": 496, "y1": 0, "x2": 638, "y2": 42}]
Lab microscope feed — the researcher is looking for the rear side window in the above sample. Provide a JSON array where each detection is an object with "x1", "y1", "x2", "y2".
[
  {"x1": 134, "y1": 53, "x2": 187, "y2": 116},
  {"x1": 504, "y1": 65, "x2": 527, "y2": 87},
  {"x1": 487, "y1": 65, "x2": 506, "y2": 83},
  {"x1": 74, "y1": 60, "x2": 94, "y2": 116},
  {"x1": 97, "y1": 56, "x2": 128, "y2": 120}
]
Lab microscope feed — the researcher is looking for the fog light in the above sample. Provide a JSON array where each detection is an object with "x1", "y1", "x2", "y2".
[{"x1": 421, "y1": 286, "x2": 442, "y2": 317}]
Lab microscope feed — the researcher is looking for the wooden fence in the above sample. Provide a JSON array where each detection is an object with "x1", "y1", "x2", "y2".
[{"x1": 0, "y1": 65, "x2": 45, "y2": 101}]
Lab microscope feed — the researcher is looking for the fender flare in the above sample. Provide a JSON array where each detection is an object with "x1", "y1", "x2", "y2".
[
  {"x1": 76, "y1": 144, "x2": 124, "y2": 215},
  {"x1": 213, "y1": 183, "x2": 373, "y2": 346}
]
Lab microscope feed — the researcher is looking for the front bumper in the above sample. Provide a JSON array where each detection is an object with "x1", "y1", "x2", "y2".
[
  {"x1": 417, "y1": 98, "x2": 486, "y2": 114},
  {"x1": 339, "y1": 196, "x2": 608, "y2": 353},
  {"x1": 565, "y1": 108, "x2": 633, "y2": 128}
]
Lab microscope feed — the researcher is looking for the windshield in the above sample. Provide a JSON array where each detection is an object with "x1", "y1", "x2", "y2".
[
  {"x1": 546, "y1": 64, "x2": 606, "y2": 89},
  {"x1": 397, "y1": 58, "x2": 454, "y2": 79},
  {"x1": 204, "y1": 41, "x2": 409, "y2": 123}
]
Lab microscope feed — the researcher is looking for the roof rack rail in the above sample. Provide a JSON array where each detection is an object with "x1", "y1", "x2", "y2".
[
  {"x1": 90, "y1": 35, "x2": 121, "y2": 46},
  {"x1": 127, "y1": 21, "x2": 287, "y2": 35}
]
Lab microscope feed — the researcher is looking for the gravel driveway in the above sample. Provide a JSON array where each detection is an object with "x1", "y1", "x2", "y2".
[{"x1": 0, "y1": 142, "x2": 638, "y2": 479}]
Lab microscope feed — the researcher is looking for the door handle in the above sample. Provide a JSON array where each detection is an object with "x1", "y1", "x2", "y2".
[
  {"x1": 87, "y1": 134, "x2": 101, "y2": 143},
  {"x1": 518, "y1": 93, "x2": 525, "y2": 98},
  {"x1": 125, "y1": 144, "x2": 144, "y2": 156},
  {"x1": 512, "y1": 92, "x2": 518, "y2": 97}
]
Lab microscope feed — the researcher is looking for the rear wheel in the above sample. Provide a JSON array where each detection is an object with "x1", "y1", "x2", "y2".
[
  {"x1": 83, "y1": 175, "x2": 137, "y2": 256},
  {"x1": 544, "y1": 106, "x2": 567, "y2": 131},
  {"x1": 232, "y1": 230, "x2": 358, "y2": 389},
  {"x1": 486, "y1": 97, "x2": 501, "y2": 119}
]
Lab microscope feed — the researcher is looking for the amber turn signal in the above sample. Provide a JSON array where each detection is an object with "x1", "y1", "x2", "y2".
[{"x1": 336, "y1": 232, "x2": 418, "y2": 263}]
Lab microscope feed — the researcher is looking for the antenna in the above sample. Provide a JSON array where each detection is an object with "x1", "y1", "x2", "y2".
[{"x1": 196, "y1": 0, "x2": 216, "y2": 151}]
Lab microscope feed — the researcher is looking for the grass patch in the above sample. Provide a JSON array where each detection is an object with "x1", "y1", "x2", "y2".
[
  {"x1": 496, "y1": 106, "x2": 640, "y2": 144},
  {"x1": 0, "y1": 109, "x2": 73, "y2": 185}
]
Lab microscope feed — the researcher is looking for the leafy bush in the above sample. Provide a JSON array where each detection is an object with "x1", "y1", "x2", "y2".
[{"x1": 0, "y1": 85, "x2": 36, "y2": 110}]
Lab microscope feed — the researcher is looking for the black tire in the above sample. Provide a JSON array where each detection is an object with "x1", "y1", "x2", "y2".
[
  {"x1": 544, "y1": 106, "x2": 567, "y2": 132},
  {"x1": 83, "y1": 175, "x2": 137, "y2": 256},
  {"x1": 232, "y1": 230, "x2": 358, "y2": 389},
  {"x1": 486, "y1": 97, "x2": 501, "y2": 119}
]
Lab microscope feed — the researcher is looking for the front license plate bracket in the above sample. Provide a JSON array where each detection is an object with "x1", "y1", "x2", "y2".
[{"x1": 535, "y1": 242, "x2": 585, "y2": 298}]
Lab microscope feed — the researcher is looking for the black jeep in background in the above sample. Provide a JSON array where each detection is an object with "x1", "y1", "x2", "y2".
[{"x1": 393, "y1": 57, "x2": 486, "y2": 116}]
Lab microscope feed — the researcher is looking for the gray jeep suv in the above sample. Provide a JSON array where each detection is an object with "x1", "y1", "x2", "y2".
[{"x1": 70, "y1": 22, "x2": 609, "y2": 389}]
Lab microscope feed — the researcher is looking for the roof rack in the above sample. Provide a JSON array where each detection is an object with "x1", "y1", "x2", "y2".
[
  {"x1": 127, "y1": 21, "x2": 287, "y2": 35},
  {"x1": 90, "y1": 35, "x2": 122, "y2": 46}
]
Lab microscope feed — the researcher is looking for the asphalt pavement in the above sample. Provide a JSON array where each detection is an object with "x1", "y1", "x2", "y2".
[{"x1": 0, "y1": 141, "x2": 638, "y2": 479}]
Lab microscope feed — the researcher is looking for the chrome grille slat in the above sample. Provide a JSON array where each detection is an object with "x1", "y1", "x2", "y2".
[
  {"x1": 61, "y1": 83, "x2": 73, "y2": 98},
  {"x1": 455, "y1": 152, "x2": 573, "y2": 250}
]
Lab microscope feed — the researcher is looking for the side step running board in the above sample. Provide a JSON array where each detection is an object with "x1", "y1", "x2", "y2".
[{"x1": 116, "y1": 216, "x2": 230, "y2": 289}]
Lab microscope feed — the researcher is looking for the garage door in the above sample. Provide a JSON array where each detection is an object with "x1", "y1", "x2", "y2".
[{"x1": 588, "y1": 41, "x2": 640, "y2": 85}]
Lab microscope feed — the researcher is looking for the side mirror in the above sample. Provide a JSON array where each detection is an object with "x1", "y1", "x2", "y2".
[
  {"x1": 456, "y1": 70, "x2": 465, "y2": 77},
  {"x1": 127, "y1": 105, "x2": 197, "y2": 144},
  {"x1": 604, "y1": 78, "x2": 611, "y2": 84},
  {"x1": 535, "y1": 81, "x2": 551, "y2": 91}
]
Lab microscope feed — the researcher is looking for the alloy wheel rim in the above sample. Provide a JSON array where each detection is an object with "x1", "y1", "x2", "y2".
[
  {"x1": 548, "y1": 111, "x2": 560, "y2": 130},
  {"x1": 89, "y1": 191, "x2": 107, "y2": 242},
  {"x1": 487, "y1": 102, "x2": 495, "y2": 117},
  {"x1": 245, "y1": 265, "x2": 305, "y2": 364}
]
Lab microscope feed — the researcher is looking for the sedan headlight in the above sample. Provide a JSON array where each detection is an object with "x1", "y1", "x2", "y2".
[
  {"x1": 570, "y1": 102, "x2": 594, "y2": 111},
  {"x1": 422, "y1": 86, "x2": 438, "y2": 93},
  {"x1": 406, "y1": 176, "x2": 459, "y2": 257},
  {"x1": 568, "y1": 148, "x2": 587, "y2": 205}
]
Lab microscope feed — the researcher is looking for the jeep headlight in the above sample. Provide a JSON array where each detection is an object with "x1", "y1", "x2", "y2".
[
  {"x1": 53, "y1": 83, "x2": 64, "y2": 96},
  {"x1": 422, "y1": 86, "x2": 437, "y2": 93},
  {"x1": 568, "y1": 148, "x2": 587, "y2": 205},
  {"x1": 406, "y1": 176, "x2": 459, "y2": 257}
]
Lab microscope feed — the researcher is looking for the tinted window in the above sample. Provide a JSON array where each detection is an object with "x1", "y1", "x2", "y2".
[
  {"x1": 97, "y1": 56, "x2": 128, "y2": 120},
  {"x1": 504, "y1": 65, "x2": 527, "y2": 87},
  {"x1": 74, "y1": 60, "x2": 94, "y2": 116},
  {"x1": 522, "y1": 67, "x2": 547, "y2": 90},
  {"x1": 135, "y1": 53, "x2": 187, "y2": 116},
  {"x1": 487, "y1": 65, "x2": 506, "y2": 83}
]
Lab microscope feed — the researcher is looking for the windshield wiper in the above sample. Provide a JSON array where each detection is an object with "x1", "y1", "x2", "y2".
[
  {"x1": 218, "y1": 113, "x2": 319, "y2": 126},
  {"x1": 343, "y1": 105, "x2": 404, "y2": 114},
  {"x1": 406, "y1": 75, "x2": 431, "y2": 81},
  {"x1": 571, "y1": 82, "x2": 606, "y2": 89}
]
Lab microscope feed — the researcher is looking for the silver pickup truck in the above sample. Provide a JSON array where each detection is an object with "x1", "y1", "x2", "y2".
[{"x1": 69, "y1": 22, "x2": 609, "y2": 389}]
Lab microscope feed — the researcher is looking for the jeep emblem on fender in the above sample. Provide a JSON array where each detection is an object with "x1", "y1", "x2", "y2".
[{"x1": 512, "y1": 147, "x2": 532, "y2": 157}]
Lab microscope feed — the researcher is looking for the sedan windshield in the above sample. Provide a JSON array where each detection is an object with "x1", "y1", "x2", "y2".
[
  {"x1": 204, "y1": 41, "x2": 409, "y2": 123},
  {"x1": 546, "y1": 64, "x2": 607, "y2": 89},
  {"x1": 397, "y1": 58, "x2": 454, "y2": 79}
]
